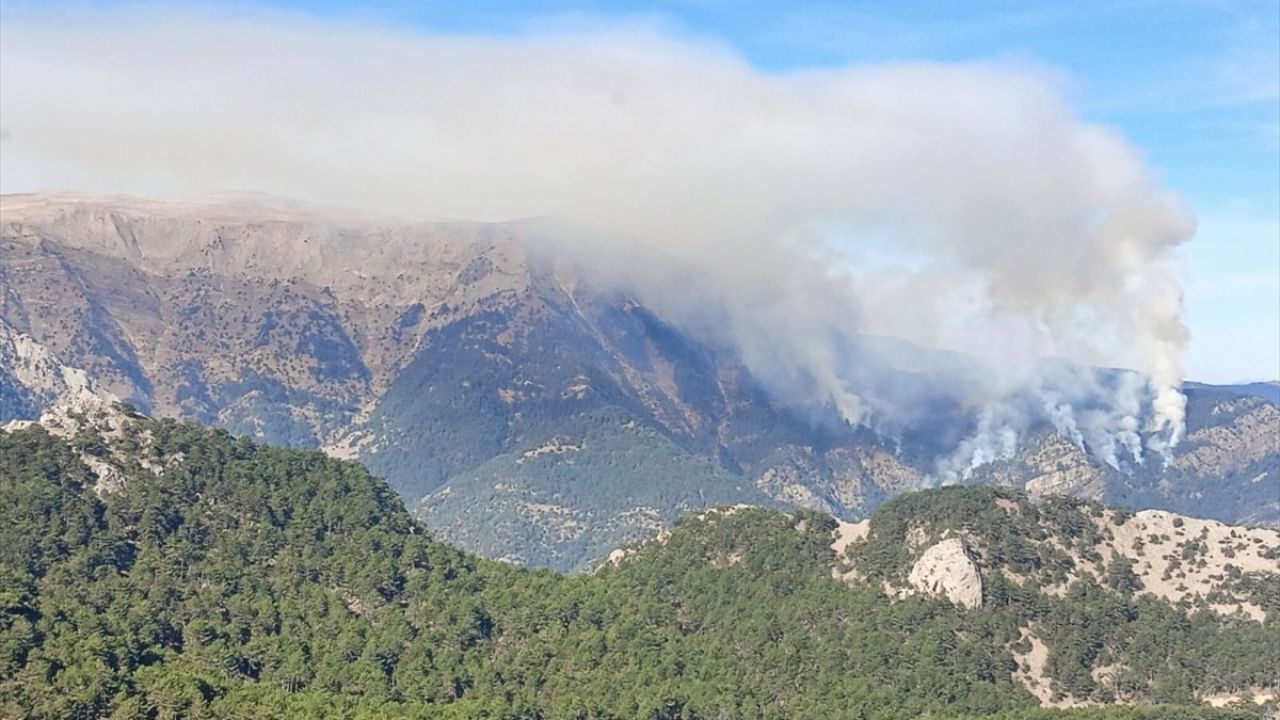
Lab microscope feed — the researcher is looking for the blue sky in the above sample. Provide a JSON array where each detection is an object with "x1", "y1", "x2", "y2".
[{"x1": 4, "y1": 0, "x2": 1277, "y2": 382}]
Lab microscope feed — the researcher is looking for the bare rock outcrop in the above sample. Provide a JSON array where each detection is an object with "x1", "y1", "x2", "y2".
[
  {"x1": 906, "y1": 538, "x2": 983, "y2": 609},
  {"x1": 3, "y1": 390, "x2": 178, "y2": 498},
  {"x1": 0, "y1": 320, "x2": 117, "y2": 421},
  {"x1": 83, "y1": 455, "x2": 127, "y2": 497}
]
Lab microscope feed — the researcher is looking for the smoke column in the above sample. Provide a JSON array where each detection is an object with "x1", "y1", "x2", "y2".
[{"x1": 0, "y1": 7, "x2": 1196, "y2": 467}]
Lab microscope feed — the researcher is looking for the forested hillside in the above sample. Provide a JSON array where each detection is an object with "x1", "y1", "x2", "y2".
[{"x1": 1, "y1": 411, "x2": 1276, "y2": 719}]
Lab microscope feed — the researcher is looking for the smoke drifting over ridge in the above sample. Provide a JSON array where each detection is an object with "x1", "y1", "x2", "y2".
[{"x1": 0, "y1": 8, "x2": 1195, "y2": 472}]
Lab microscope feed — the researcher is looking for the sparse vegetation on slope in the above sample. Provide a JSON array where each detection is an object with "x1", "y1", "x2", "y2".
[{"x1": 839, "y1": 487, "x2": 1280, "y2": 705}]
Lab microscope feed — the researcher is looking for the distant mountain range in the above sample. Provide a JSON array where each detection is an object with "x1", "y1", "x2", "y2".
[
  {"x1": 1185, "y1": 381, "x2": 1280, "y2": 407},
  {"x1": 2, "y1": 193, "x2": 1277, "y2": 570}
]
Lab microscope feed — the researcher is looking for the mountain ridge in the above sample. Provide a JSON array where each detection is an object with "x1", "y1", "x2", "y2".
[{"x1": 2, "y1": 193, "x2": 1277, "y2": 570}]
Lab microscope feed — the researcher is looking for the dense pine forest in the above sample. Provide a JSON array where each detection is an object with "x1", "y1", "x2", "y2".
[{"x1": 1, "y1": 415, "x2": 1275, "y2": 719}]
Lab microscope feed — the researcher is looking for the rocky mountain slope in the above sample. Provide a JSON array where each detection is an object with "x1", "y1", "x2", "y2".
[
  {"x1": 1, "y1": 412, "x2": 1276, "y2": 717},
  {"x1": 2, "y1": 192, "x2": 1277, "y2": 570},
  {"x1": 0, "y1": 318, "x2": 117, "y2": 422},
  {"x1": 822, "y1": 487, "x2": 1280, "y2": 707}
]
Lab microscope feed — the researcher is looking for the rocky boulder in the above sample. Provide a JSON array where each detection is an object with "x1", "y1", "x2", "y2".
[{"x1": 907, "y1": 538, "x2": 983, "y2": 609}]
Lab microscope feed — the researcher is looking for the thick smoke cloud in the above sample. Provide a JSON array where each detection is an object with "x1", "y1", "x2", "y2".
[{"x1": 0, "y1": 8, "x2": 1195, "y2": 470}]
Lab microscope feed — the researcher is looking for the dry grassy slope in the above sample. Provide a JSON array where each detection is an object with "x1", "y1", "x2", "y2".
[
  {"x1": 834, "y1": 503, "x2": 1279, "y2": 618},
  {"x1": 826, "y1": 494, "x2": 1280, "y2": 707},
  {"x1": 622, "y1": 496, "x2": 1279, "y2": 618}
]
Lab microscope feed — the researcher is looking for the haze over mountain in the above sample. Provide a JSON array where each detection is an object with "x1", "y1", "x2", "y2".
[
  {"x1": 3, "y1": 8, "x2": 1210, "y2": 459},
  {"x1": 2, "y1": 193, "x2": 1276, "y2": 570}
]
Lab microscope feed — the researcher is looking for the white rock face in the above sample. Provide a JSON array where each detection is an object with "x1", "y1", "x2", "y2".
[
  {"x1": 907, "y1": 538, "x2": 983, "y2": 609},
  {"x1": 0, "y1": 320, "x2": 116, "y2": 418},
  {"x1": 0, "y1": 337, "x2": 160, "y2": 496},
  {"x1": 3, "y1": 396, "x2": 142, "y2": 496},
  {"x1": 83, "y1": 455, "x2": 127, "y2": 497}
]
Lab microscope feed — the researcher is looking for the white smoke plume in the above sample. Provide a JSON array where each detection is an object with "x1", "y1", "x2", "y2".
[{"x1": 0, "y1": 6, "x2": 1195, "y2": 467}]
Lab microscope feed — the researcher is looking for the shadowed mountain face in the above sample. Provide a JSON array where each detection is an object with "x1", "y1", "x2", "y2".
[{"x1": 2, "y1": 193, "x2": 1277, "y2": 569}]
